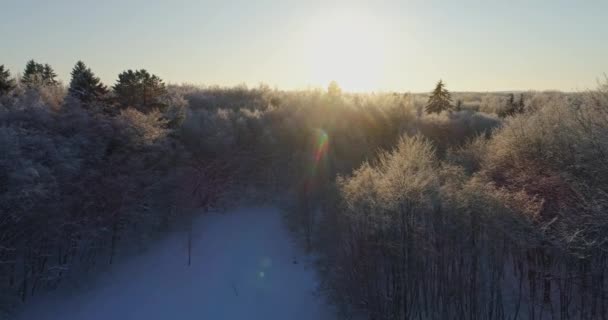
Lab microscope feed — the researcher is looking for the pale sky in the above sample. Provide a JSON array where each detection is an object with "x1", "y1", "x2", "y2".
[{"x1": 2, "y1": 0, "x2": 607, "y2": 92}]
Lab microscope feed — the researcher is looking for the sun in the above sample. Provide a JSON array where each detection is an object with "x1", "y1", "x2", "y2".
[{"x1": 301, "y1": 10, "x2": 390, "y2": 92}]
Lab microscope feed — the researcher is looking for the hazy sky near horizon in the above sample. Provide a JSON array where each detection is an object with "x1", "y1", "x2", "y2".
[{"x1": 2, "y1": 0, "x2": 607, "y2": 92}]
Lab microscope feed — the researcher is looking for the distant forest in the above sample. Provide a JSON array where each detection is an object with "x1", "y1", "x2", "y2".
[{"x1": 1, "y1": 61, "x2": 607, "y2": 319}]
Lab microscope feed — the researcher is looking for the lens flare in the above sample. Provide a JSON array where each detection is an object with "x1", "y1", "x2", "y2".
[
  {"x1": 304, "y1": 129, "x2": 329, "y2": 194},
  {"x1": 311, "y1": 129, "x2": 329, "y2": 176}
]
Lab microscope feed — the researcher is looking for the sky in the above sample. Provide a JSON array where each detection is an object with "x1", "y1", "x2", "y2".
[{"x1": 2, "y1": 0, "x2": 607, "y2": 92}]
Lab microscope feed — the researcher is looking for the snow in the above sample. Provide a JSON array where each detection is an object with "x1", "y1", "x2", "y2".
[{"x1": 14, "y1": 207, "x2": 334, "y2": 320}]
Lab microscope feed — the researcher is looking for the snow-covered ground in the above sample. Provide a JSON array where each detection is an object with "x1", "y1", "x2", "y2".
[{"x1": 15, "y1": 207, "x2": 334, "y2": 320}]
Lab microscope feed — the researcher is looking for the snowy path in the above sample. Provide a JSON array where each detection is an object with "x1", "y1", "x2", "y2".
[{"x1": 15, "y1": 207, "x2": 333, "y2": 320}]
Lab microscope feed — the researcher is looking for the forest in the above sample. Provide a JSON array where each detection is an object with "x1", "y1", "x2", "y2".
[{"x1": 0, "y1": 60, "x2": 607, "y2": 319}]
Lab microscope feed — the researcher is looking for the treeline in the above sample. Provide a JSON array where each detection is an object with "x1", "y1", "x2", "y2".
[
  {"x1": 1, "y1": 60, "x2": 604, "y2": 320},
  {"x1": 0, "y1": 61, "x2": 502, "y2": 315}
]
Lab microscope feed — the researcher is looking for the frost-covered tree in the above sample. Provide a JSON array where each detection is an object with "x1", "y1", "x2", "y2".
[
  {"x1": 425, "y1": 80, "x2": 452, "y2": 114},
  {"x1": 327, "y1": 81, "x2": 342, "y2": 97},
  {"x1": 113, "y1": 69, "x2": 167, "y2": 111},
  {"x1": 69, "y1": 61, "x2": 108, "y2": 103},
  {"x1": 0, "y1": 65, "x2": 15, "y2": 96}
]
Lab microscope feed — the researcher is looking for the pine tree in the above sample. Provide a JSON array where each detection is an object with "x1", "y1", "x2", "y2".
[
  {"x1": 113, "y1": 69, "x2": 167, "y2": 111},
  {"x1": 22, "y1": 60, "x2": 58, "y2": 87},
  {"x1": 507, "y1": 93, "x2": 515, "y2": 109},
  {"x1": 113, "y1": 69, "x2": 139, "y2": 107},
  {"x1": 499, "y1": 93, "x2": 525, "y2": 118},
  {"x1": 140, "y1": 70, "x2": 166, "y2": 108},
  {"x1": 516, "y1": 93, "x2": 525, "y2": 113},
  {"x1": 499, "y1": 93, "x2": 516, "y2": 117},
  {"x1": 42, "y1": 64, "x2": 59, "y2": 86},
  {"x1": 69, "y1": 61, "x2": 108, "y2": 103},
  {"x1": 22, "y1": 60, "x2": 44, "y2": 87},
  {"x1": 0, "y1": 65, "x2": 16, "y2": 96},
  {"x1": 425, "y1": 80, "x2": 452, "y2": 114},
  {"x1": 455, "y1": 99, "x2": 463, "y2": 111}
]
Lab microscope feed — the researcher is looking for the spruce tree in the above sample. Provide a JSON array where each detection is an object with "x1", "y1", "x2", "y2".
[
  {"x1": 499, "y1": 93, "x2": 516, "y2": 117},
  {"x1": 507, "y1": 93, "x2": 515, "y2": 109},
  {"x1": 455, "y1": 99, "x2": 463, "y2": 111},
  {"x1": 69, "y1": 61, "x2": 108, "y2": 103},
  {"x1": 140, "y1": 70, "x2": 166, "y2": 108},
  {"x1": 517, "y1": 93, "x2": 525, "y2": 113},
  {"x1": 425, "y1": 80, "x2": 452, "y2": 114},
  {"x1": 113, "y1": 69, "x2": 167, "y2": 111},
  {"x1": 42, "y1": 64, "x2": 59, "y2": 86},
  {"x1": 499, "y1": 93, "x2": 525, "y2": 118},
  {"x1": 22, "y1": 60, "x2": 44, "y2": 87},
  {"x1": 0, "y1": 65, "x2": 16, "y2": 96},
  {"x1": 22, "y1": 60, "x2": 58, "y2": 87}
]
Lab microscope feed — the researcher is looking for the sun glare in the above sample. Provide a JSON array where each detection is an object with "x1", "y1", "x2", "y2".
[{"x1": 302, "y1": 11, "x2": 390, "y2": 92}]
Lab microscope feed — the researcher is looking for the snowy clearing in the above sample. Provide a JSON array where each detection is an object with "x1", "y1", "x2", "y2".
[{"x1": 14, "y1": 207, "x2": 333, "y2": 320}]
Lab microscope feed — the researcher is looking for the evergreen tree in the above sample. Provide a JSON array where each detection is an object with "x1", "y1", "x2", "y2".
[
  {"x1": 425, "y1": 80, "x2": 452, "y2": 114},
  {"x1": 516, "y1": 93, "x2": 525, "y2": 113},
  {"x1": 69, "y1": 61, "x2": 108, "y2": 103},
  {"x1": 22, "y1": 60, "x2": 58, "y2": 87},
  {"x1": 499, "y1": 93, "x2": 525, "y2": 118},
  {"x1": 455, "y1": 99, "x2": 463, "y2": 111},
  {"x1": 507, "y1": 93, "x2": 515, "y2": 109},
  {"x1": 22, "y1": 60, "x2": 44, "y2": 87},
  {"x1": 42, "y1": 64, "x2": 59, "y2": 86},
  {"x1": 499, "y1": 93, "x2": 516, "y2": 117},
  {"x1": 113, "y1": 69, "x2": 167, "y2": 111},
  {"x1": 0, "y1": 65, "x2": 16, "y2": 96},
  {"x1": 113, "y1": 69, "x2": 139, "y2": 107}
]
